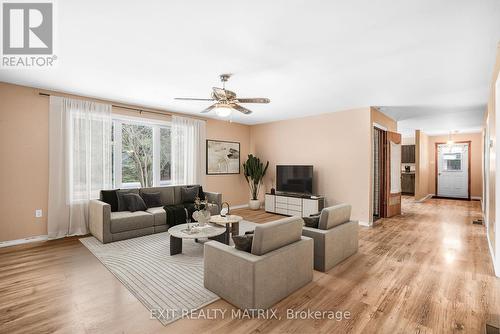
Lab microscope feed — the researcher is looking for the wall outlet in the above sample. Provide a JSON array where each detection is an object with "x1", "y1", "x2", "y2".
[{"x1": 35, "y1": 209, "x2": 43, "y2": 218}]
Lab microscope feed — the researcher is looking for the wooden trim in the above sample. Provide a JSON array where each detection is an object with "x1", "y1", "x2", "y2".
[
  {"x1": 384, "y1": 131, "x2": 402, "y2": 218},
  {"x1": 434, "y1": 141, "x2": 471, "y2": 200}
]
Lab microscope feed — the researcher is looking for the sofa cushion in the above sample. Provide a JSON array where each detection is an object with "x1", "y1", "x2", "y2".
[
  {"x1": 251, "y1": 217, "x2": 303, "y2": 256},
  {"x1": 100, "y1": 189, "x2": 119, "y2": 212},
  {"x1": 141, "y1": 191, "x2": 162, "y2": 208},
  {"x1": 181, "y1": 186, "x2": 199, "y2": 203},
  {"x1": 110, "y1": 211, "x2": 154, "y2": 233},
  {"x1": 318, "y1": 204, "x2": 351, "y2": 230},
  {"x1": 146, "y1": 207, "x2": 167, "y2": 226},
  {"x1": 173, "y1": 185, "x2": 201, "y2": 205},
  {"x1": 140, "y1": 187, "x2": 175, "y2": 206},
  {"x1": 198, "y1": 186, "x2": 206, "y2": 201},
  {"x1": 116, "y1": 189, "x2": 140, "y2": 212},
  {"x1": 123, "y1": 193, "x2": 147, "y2": 212}
]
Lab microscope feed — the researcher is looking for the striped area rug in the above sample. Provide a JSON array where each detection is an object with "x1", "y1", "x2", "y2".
[{"x1": 80, "y1": 220, "x2": 256, "y2": 325}]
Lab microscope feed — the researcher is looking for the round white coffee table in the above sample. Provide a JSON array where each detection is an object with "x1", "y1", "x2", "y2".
[
  {"x1": 168, "y1": 223, "x2": 226, "y2": 255},
  {"x1": 209, "y1": 215, "x2": 243, "y2": 244}
]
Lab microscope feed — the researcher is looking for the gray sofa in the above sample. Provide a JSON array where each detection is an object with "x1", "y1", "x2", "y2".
[
  {"x1": 204, "y1": 217, "x2": 313, "y2": 310},
  {"x1": 302, "y1": 204, "x2": 358, "y2": 272},
  {"x1": 89, "y1": 185, "x2": 222, "y2": 243}
]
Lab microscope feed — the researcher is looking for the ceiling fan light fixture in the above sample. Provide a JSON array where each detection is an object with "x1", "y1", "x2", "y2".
[{"x1": 214, "y1": 104, "x2": 232, "y2": 117}]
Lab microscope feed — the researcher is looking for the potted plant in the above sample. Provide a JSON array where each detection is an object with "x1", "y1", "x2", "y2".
[{"x1": 243, "y1": 154, "x2": 269, "y2": 210}]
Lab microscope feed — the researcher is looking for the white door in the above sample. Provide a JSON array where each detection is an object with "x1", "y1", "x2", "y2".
[{"x1": 437, "y1": 143, "x2": 469, "y2": 198}]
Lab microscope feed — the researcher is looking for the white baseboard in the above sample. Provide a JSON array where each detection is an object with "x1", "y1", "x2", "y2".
[
  {"x1": 0, "y1": 235, "x2": 48, "y2": 248},
  {"x1": 486, "y1": 230, "x2": 500, "y2": 277},
  {"x1": 358, "y1": 221, "x2": 371, "y2": 227},
  {"x1": 470, "y1": 196, "x2": 482, "y2": 201}
]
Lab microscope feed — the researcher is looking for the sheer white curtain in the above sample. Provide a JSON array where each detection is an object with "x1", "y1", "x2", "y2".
[
  {"x1": 171, "y1": 115, "x2": 206, "y2": 186},
  {"x1": 48, "y1": 96, "x2": 112, "y2": 239}
]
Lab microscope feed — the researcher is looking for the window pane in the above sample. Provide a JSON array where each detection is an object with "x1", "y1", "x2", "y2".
[
  {"x1": 446, "y1": 159, "x2": 461, "y2": 171},
  {"x1": 160, "y1": 127, "x2": 171, "y2": 182},
  {"x1": 122, "y1": 123, "x2": 153, "y2": 187}
]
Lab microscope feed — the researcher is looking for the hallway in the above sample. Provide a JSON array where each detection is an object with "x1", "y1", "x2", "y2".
[{"x1": 359, "y1": 197, "x2": 498, "y2": 332}]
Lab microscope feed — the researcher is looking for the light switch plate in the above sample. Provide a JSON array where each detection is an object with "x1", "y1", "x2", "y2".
[{"x1": 35, "y1": 209, "x2": 43, "y2": 218}]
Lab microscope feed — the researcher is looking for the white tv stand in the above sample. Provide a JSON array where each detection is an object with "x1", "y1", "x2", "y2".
[{"x1": 265, "y1": 193, "x2": 325, "y2": 217}]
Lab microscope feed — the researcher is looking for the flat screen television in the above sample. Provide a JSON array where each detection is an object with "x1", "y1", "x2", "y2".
[{"x1": 276, "y1": 165, "x2": 313, "y2": 195}]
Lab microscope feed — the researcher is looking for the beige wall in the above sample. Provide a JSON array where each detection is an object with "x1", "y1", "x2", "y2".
[
  {"x1": 0, "y1": 84, "x2": 49, "y2": 242},
  {"x1": 205, "y1": 119, "x2": 251, "y2": 206},
  {"x1": 415, "y1": 130, "x2": 430, "y2": 201},
  {"x1": 402, "y1": 137, "x2": 416, "y2": 145},
  {"x1": 484, "y1": 43, "x2": 500, "y2": 273},
  {"x1": 0, "y1": 82, "x2": 250, "y2": 242},
  {"x1": 426, "y1": 132, "x2": 483, "y2": 199},
  {"x1": 250, "y1": 108, "x2": 373, "y2": 224}
]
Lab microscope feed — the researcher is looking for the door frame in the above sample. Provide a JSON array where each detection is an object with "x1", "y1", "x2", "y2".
[
  {"x1": 434, "y1": 141, "x2": 471, "y2": 200},
  {"x1": 385, "y1": 131, "x2": 402, "y2": 217}
]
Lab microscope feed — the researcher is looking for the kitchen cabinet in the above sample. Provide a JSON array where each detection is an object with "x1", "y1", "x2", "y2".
[
  {"x1": 401, "y1": 173, "x2": 415, "y2": 194},
  {"x1": 402, "y1": 145, "x2": 415, "y2": 163}
]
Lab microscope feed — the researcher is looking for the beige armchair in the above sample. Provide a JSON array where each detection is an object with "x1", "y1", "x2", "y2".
[
  {"x1": 204, "y1": 217, "x2": 313, "y2": 310},
  {"x1": 302, "y1": 204, "x2": 358, "y2": 272}
]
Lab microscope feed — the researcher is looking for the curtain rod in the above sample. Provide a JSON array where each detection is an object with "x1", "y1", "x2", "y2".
[{"x1": 38, "y1": 92, "x2": 207, "y2": 121}]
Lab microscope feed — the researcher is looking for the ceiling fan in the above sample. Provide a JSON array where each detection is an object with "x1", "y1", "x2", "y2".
[{"x1": 174, "y1": 74, "x2": 270, "y2": 117}]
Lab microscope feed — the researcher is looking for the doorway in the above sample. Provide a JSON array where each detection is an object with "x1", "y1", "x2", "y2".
[
  {"x1": 435, "y1": 142, "x2": 471, "y2": 200},
  {"x1": 373, "y1": 127, "x2": 402, "y2": 222}
]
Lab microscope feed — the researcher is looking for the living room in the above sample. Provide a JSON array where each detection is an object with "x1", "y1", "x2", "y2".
[{"x1": 1, "y1": 1, "x2": 500, "y2": 334}]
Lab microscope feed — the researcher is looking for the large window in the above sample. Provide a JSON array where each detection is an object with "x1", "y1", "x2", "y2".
[{"x1": 113, "y1": 117, "x2": 171, "y2": 188}]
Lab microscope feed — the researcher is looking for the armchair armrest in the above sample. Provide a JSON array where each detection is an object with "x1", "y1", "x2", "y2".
[
  {"x1": 89, "y1": 199, "x2": 111, "y2": 243},
  {"x1": 302, "y1": 221, "x2": 358, "y2": 271}
]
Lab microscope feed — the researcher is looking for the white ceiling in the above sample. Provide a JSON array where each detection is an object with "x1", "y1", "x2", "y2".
[{"x1": 1, "y1": 0, "x2": 499, "y2": 129}]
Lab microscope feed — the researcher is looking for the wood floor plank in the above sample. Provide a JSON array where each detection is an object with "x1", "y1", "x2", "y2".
[{"x1": 0, "y1": 198, "x2": 498, "y2": 333}]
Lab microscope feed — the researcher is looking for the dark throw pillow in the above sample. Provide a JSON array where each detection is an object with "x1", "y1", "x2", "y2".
[
  {"x1": 101, "y1": 189, "x2": 119, "y2": 212},
  {"x1": 198, "y1": 185, "x2": 206, "y2": 201},
  {"x1": 303, "y1": 216, "x2": 320, "y2": 228},
  {"x1": 181, "y1": 186, "x2": 199, "y2": 203},
  {"x1": 233, "y1": 234, "x2": 253, "y2": 253},
  {"x1": 141, "y1": 192, "x2": 162, "y2": 208},
  {"x1": 123, "y1": 193, "x2": 147, "y2": 212},
  {"x1": 116, "y1": 189, "x2": 139, "y2": 211}
]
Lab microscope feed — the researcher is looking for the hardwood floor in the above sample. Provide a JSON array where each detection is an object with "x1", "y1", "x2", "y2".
[{"x1": 0, "y1": 198, "x2": 498, "y2": 333}]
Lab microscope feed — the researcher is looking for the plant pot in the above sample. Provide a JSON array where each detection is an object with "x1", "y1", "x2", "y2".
[{"x1": 249, "y1": 199, "x2": 261, "y2": 210}]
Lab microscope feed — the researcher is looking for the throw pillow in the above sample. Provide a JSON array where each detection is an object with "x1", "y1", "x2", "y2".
[
  {"x1": 116, "y1": 189, "x2": 139, "y2": 211},
  {"x1": 303, "y1": 216, "x2": 320, "y2": 228},
  {"x1": 123, "y1": 193, "x2": 147, "y2": 212},
  {"x1": 198, "y1": 185, "x2": 206, "y2": 201},
  {"x1": 233, "y1": 234, "x2": 253, "y2": 253},
  {"x1": 181, "y1": 186, "x2": 199, "y2": 203},
  {"x1": 141, "y1": 192, "x2": 162, "y2": 208},
  {"x1": 101, "y1": 189, "x2": 119, "y2": 212}
]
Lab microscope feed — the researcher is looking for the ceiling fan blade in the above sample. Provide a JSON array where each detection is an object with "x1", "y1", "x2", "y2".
[
  {"x1": 200, "y1": 104, "x2": 217, "y2": 113},
  {"x1": 212, "y1": 87, "x2": 227, "y2": 100},
  {"x1": 175, "y1": 97, "x2": 215, "y2": 101},
  {"x1": 235, "y1": 98, "x2": 270, "y2": 104},
  {"x1": 231, "y1": 104, "x2": 253, "y2": 115}
]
